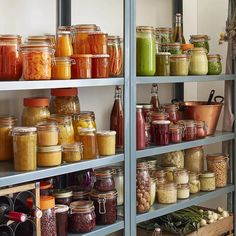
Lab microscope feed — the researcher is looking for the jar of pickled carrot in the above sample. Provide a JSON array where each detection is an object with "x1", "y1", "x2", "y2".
[
  {"x1": 52, "y1": 57, "x2": 73, "y2": 80},
  {"x1": 0, "y1": 35, "x2": 22, "y2": 81},
  {"x1": 55, "y1": 31, "x2": 73, "y2": 57},
  {"x1": 71, "y1": 54, "x2": 92, "y2": 79},
  {"x1": 20, "y1": 42, "x2": 54, "y2": 80},
  {"x1": 89, "y1": 32, "x2": 108, "y2": 54},
  {"x1": 92, "y1": 54, "x2": 110, "y2": 78}
]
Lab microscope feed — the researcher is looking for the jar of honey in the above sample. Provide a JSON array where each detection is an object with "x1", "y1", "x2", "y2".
[
  {"x1": 92, "y1": 54, "x2": 110, "y2": 78},
  {"x1": 52, "y1": 57, "x2": 73, "y2": 80},
  {"x1": 55, "y1": 31, "x2": 73, "y2": 57},
  {"x1": 88, "y1": 32, "x2": 108, "y2": 54},
  {"x1": 62, "y1": 142, "x2": 83, "y2": 163},
  {"x1": 96, "y1": 131, "x2": 116, "y2": 156}
]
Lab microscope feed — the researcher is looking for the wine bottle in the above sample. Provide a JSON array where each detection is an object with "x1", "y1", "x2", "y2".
[{"x1": 173, "y1": 13, "x2": 186, "y2": 44}]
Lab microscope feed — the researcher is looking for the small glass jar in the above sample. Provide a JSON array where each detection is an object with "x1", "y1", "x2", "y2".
[
  {"x1": 89, "y1": 32, "x2": 108, "y2": 54},
  {"x1": 90, "y1": 190, "x2": 117, "y2": 225},
  {"x1": 173, "y1": 168, "x2": 189, "y2": 184},
  {"x1": 69, "y1": 201, "x2": 96, "y2": 233},
  {"x1": 55, "y1": 205, "x2": 69, "y2": 236},
  {"x1": 153, "y1": 120, "x2": 170, "y2": 146},
  {"x1": 162, "y1": 151, "x2": 184, "y2": 169},
  {"x1": 49, "y1": 88, "x2": 80, "y2": 116},
  {"x1": 156, "y1": 182, "x2": 177, "y2": 204},
  {"x1": 177, "y1": 184, "x2": 190, "y2": 199},
  {"x1": 207, "y1": 54, "x2": 222, "y2": 75},
  {"x1": 142, "y1": 104, "x2": 153, "y2": 124},
  {"x1": 155, "y1": 28, "x2": 173, "y2": 44},
  {"x1": 112, "y1": 167, "x2": 124, "y2": 206},
  {"x1": 150, "y1": 178, "x2": 156, "y2": 206},
  {"x1": 22, "y1": 97, "x2": 50, "y2": 126},
  {"x1": 136, "y1": 162, "x2": 151, "y2": 213},
  {"x1": 189, "y1": 47, "x2": 208, "y2": 75},
  {"x1": 62, "y1": 142, "x2": 83, "y2": 163},
  {"x1": 52, "y1": 57, "x2": 73, "y2": 80},
  {"x1": 55, "y1": 31, "x2": 73, "y2": 57},
  {"x1": 161, "y1": 43, "x2": 182, "y2": 54},
  {"x1": 147, "y1": 160, "x2": 158, "y2": 178},
  {"x1": 40, "y1": 181, "x2": 53, "y2": 196},
  {"x1": 71, "y1": 54, "x2": 92, "y2": 79},
  {"x1": 52, "y1": 189, "x2": 73, "y2": 206},
  {"x1": 200, "y1": 172, "x2": 216, "y2": 192},
  {"x1": 13, "y1": 127, "x2": 37, "y2": 171},
  {"x1": 196, "y1": 120, "x2": 207, "y2": 139},
  {"x1": 96, "y1": 131, "x2": 116, "y2": 156},
  {"x1": 155, "y1": 169, "x2": 167, "y2": 185},
  {"x1": 190, "y1": 35, "x2": 210, "y2": 53},
  {"x1": 155, "y1": 52, "x2": 170, "y2": 76},
  {"x1": 94, "y1": 168, "x2": 115, "y2": 192},
  {"x1": 169, "y1": 125, "x2": 183, "y2": 143},
  {"x1": 170, "y1": 54, "x2": 189, "y2": 76},
  {"x1": 79, "y1": 128, "x2": 98, "y2": 160},
  {"x1": 189, "y1": 172, "x2": 200, "y2": 194},
  {"x1": 92, "y1": 54, "x2": 110, "y2": 78},
  {"x1": 177, "y1": 120, "x2": 197, "y2": 141},
  {"x1": 37, "y1": 145, "x2": 62, "y2": 167},
  {"x1": 161, "y1": 164, "x2": 177, "y2": 182},
  {"x1": 162, "y1": 104, "x2": 179, "y2": 123},
  {"x1": 206, "y1": 153, "x2": 228, "y2": 188}
]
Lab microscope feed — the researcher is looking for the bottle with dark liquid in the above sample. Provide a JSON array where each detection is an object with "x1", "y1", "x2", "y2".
[
  {"x1": 173, "y1": 13, "x2": 185, "y2": 44},
  {"x1": 150, "y1": 84, "x2": 160, "y2": 112},
  {"x1": 110, "y1": 86, "x2": 124, "y2": 149}
]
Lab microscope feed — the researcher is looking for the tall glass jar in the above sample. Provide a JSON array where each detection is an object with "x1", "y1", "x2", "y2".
[
  {"x1": 136, "y1": 26, "x2": 156, "y2": 76},
  {"x1": 155, "y1": 52, "x2": 170, "y2": 76},
  {"x1": 189, "y1": 48, "x2": 208, "y2": 75},
  {"x1": 189, "y1": 35, "x2": 210, "y2": 53},
  {"x1": 136, "y1": 105, "x2": 146, "y2": 150},
  {"x1": 207, "y1": 54, "x2": 222, "y2": 75},
  {"x1": 112, "y1": 167, "x2": 124, "y2": 206},
  {"x1": 0, "y1": 35, "x2": 22, "y2": 81},
  {"x1": 55, "y1": 31, "x2": 73, "y2": 57}
]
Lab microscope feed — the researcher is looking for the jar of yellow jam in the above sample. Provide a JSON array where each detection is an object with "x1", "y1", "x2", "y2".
[
  {"x1": 62, "y1": 142, "x2": 83, "y2": 163},
  {"x1": 96, "y1": 131, "x2": 116, "y2": 156},
  {"x1": 55, "y1": 30, "x2": 73, "y2": 57},
  {"x1": 52, "y1": 57, "x2": 73, "y2": 80}
]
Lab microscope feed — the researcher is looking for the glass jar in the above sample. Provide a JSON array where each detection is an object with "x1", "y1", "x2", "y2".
[
  {"x1": 173, "y1": 168, "x2": 189, "y2": 184},
  {"x1": 55, "y1": 31, "x2": 73, "y2": 57},
  {"x1": 196, "y1": 120, "x2": 207, "y2": 139},
  {"x1": 71, "y1": 54, "x2": 92, "y2": 79},
  {"x1": 108, "y1": 36, "x2": 123, "y2": 76},
  {"x1": 94, "y1": 168, "x2": 115, "y2": 192},
  {"x1": 161, "y1": 164, "x2": 177, "y2": 182},
  {"x1": 45, "y1": 34, "x2": 56, "y2": 48},
  {"x1": 200, "y1": 172, "x2": 216, "y2": 191},
  {"x1": 88, "y1": 32, "x2": 108, "y2": 54},
  {"x1": 207, "y1": 54, "x2": 222, "y2": 75},
  {"x1": 20, "y1": 42, "x2": 53, "y2": 80},
  {"x1": 145, "y1": 123, "x2": 151, "y2": 147},
  {"x1": 22, "y1": 97, "x2": 50, "y2": 126},
  {"x1": 169, "y1": 125, "x2": 183, "y2": 143},
  {"x1": 96, "y1": 131, "x2": 116, "y2": 156},
  {"x1": 92, "y1": 54, "x2": 110, "y2": 78},
  {"x1": 153, "y1": 120, "x2": 170, "y2": 146},
  {"x1": 0, "y1": 35, "x2": 22, "y2": 81},
  {"x1": 155, "y1": 28, "x2": 173, "y2": 44},
  {"x1": 40, "y1": 181, "x2": 53, "y2": 196},
  {"x1": 162, "y1": 104, "x2": 179, "y2": 123},
  {"x1": 155, "y1": 52, "x2": 170, "y2": 76},
  {"x1": 69, "y1": 188, "x2": 90, "y2": 201},
  {"x1": 69, "y1": 201, "x2": 96, "y2": 233},
  {"x1": 189, "y1": 172, "x2": 200, "y2": 194},
  {"x1": 182, "y1": 44, "x2": 194, "y2": 54},
  {"x1": 49, "y1": 88, "x2": 80, "y2": 115},
  {"x1": 177, "y1": 184, "x2": 190, "y2": 199},
  {"x1": 177, "y1": 120, "x2": 197, "y2": 141},
  {"x1": 37, "y1": 145, "x2": 62, "y2": 167},
  {"x1": 112, "y1": 167, "x2": 124, "y2": 206},
  {"x1": 206, "y1": 153, "x2": 228, "y2": 188},
  {"x1": 161, "y1": 43, "x2": 182, "y2": 55},
  {"x1": 136, "y1": 162, "x2": 151, "y2": 213},
  {"x1": 156, "y1": 182, "x2": 177, "y2": 204},
  {"x1": 40, "y1": 196, "x2": 57, "y2": 236},
  {"x1": 79, "y1": 128, "x2": 98, "y2": 160},
  {"x1": 136, "y1": 105, "x2": 146, "y2": 150},
  {"x1": 52, "y1": 57, "x2": 73, "y2": 80},
  {"x1": 184, "y1": 146, "x2": 204, "y2": 173},
  {"x1": 147, "y1": 160, "x2": 159, "y2": 178},
  {"x1": 62, "y1": 142, "x2": 83, "y2": 163},
  {"x1": 55, "y1": 205, "x2": 69, "y2": 236},
  {"x1": 27, "y1": 35, "x2": 52, "y2": 45},
  {"x1": 189, "y1": 48, "x2": 208, "y2": 75},
  {"x1": 155, "y1": 169, "x2": 167, "y2": 185},
  {"x1": 190, "y1": 35, "x2": 210, "y2": 53},
  {"x1": 170, "y1": 54, "x2": 189, "y2": 76},
  {"x1": 13, "y1": 127, "x2": 37, "y2": 171},
  {"x1": 150, "y1": 178, "x2": 156, "y2": 206},
  {"x1": 0, "y1": 226, "x2": 14, "y2": 236},
  {"x1": 52, "y1": 189, "x2": 72, "y2": 206},
  {"x1": 0, "y1": 116, "x2": 16, "y2": 161},
  {"x1": 162, "y1": 151, "x2": 184, "y2": 169},
  {"x1": 142, "y1": 104, "x2": 153, "y2": 124},
  {"x1": 136, "y1": 26, "x2": 156, "y2": 76},
  {"x1": 90, "y1": 190, "x2": 117, "y2": 225}
]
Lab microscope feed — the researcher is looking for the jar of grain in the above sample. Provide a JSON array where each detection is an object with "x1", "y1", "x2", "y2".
[
  {"x1": 200, "y1": 172, "x2": 216, "y2": 191},
  {"x1": 156, "y1": 182, "x2": 177, "y2": 204}
]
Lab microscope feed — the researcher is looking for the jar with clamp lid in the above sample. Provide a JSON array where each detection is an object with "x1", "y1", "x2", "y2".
[
  {"x1": 94, "y1": 168, "x2": 115, "y2": 192},
  {"x1": 55, "y1": 30, "x2": 73, "y2": 57}
]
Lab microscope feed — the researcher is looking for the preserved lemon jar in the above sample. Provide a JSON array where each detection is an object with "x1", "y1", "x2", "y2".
[
  {"x1": 13, "y1": 127, "x2": 37, "y2": 171},
  {"x1": 96, "y1": 131, "x2": 116, "y2": 156},
  {"x1": 0, "y1": 116, "x2": 16, "y2": 161},
  {"x1": 62, "y1": 142, "x2": 83, "y2": 163},
  {"x1": 22, "y1": 97, "x2": 50, "y2": 126},
  {"x1": 49, "y1": 88, "x2": 80, "y2": 115},
  {"x1": 55, "y1": 31, "x2": 73, "y2": 57},
  {"x1": 52, "y1": 57, "x2": 73, "y2": 80}
]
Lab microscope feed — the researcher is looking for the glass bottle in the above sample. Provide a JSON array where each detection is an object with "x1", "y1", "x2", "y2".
[
  {"x1": 136, "y1": 105, "x2": 146, "y2": 150},
  {"x1": 150, "y1": 84, "x2": 160, "y2": 112},
  {"x1": 55, "y1": 31, "x2": 73, "y2": 57},
  {"x1": 110, "y1": 86, "x2": 124, "y2": 149},
  {"x1": 173, "y1": 13, "x2": 185, "y2": 44}
]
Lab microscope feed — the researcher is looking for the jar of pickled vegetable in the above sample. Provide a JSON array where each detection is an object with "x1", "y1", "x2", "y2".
[
  {"x1": 97, "y1": 131, "x2": 116, "y2": 156},
  {"x1": 55, "y1": 31, "x2": 73, "y2": 57},
  {"x1": 162, "y1": 104, "x2": 179, "y2": 123},
  {"x1": 49, "y1": 88, "x2": 80, "y2": 115},
  {"x1": 162, "y1": 151, "x2": 184, "y2": 169},
  {"x1": 161, "y1": 43, "x2": 182, "y2": 55},
  {"x1": 173, "y1": 168, "x2": 189, "y2": 184},
  {"x1": 108, "y1": 36, "x2": 123, "y2": 77},
  {"x1": 52, "y1": 189, "x2": 73, "y2": 206},
  {"x1": 13, "y1": 127, "x2": 37, "y2": 171},
  {"x1": 62, "y1": 142, "x2": 83, "y2": 163},
  {"x1": 190, "y1": 35, "x2": 210, "y2": 53},
  {"x1": 92, "y1": 54, "x2": 110, "y2": 78},
  {"x1": 196, "y1": 120, "x2": 207, "y2": 139},
  {"x1": 0, "y1": 35, "x2": 22, "y2": 81},
  {"x1": 207, "y1": 54, "x2": 222, "y2": 75},
  {"x1": 170, "y1": 54, "x2": 189, "y2": 76},
  {"x1": 94, "y1": 168, "x2": 115, "y2": 192},
  {"x1": 156, "y1": 182, "x2": 177, "y2": 204},
  {"x1": 189, "y1": 172, "x2": 200, "y2": 194},
  {"x1": 177, "y1": 184, "x2": 190, "y2": 199},
  {"x1": 89, "y1": 32, "x2": 108, "y2": 54},
  {"x1": 169, "y1": 125, "x2": 183, "y2": 143},
  {"x1": 177, "y1": 120, "x2": 197, "y2": 141},
  {"x1": 161, "y1": 164, "x2": 177, "y2": 182},
  {"x1": 136, "y1": 26, "x2": 156, "y2": 76},
  {"x1": 155, "y1": 52, "x2": 170, "y2": 76},
  {"x1": 155, "y1": 28, "x2": 173, "y2": 44},
  {"x1": 20, "y1": 42, "x2": 53, "y2": 80},
  {"x1": 200, "y1": 171, "x2": 216, "y2": 191},
  {"x1": 189, "y1": 48, "x2": 208, "y2": 75},
  {"x1": 155, "y1": 169, "x2": 167, "y2": 185},
  {"x1": 0, "y1": 116, "x2": 16, "y2": 161},
  {"x1": 52, "y1": 57, "x2": 73, "y2": 80},
  {"x1": 22, "y1": 97, "x2": 50, "y2": 126}
]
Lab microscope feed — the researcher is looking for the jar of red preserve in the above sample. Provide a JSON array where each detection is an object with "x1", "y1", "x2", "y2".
[
  {"x1": 196, "y1": 120, "x2": 207, "y2": 139},
  {"x1": 92, "y1": 54, "x2": 110, "y2": 78},
  {"x1": 177, "y1": 120, "x2": 197, "y2": 141},
  {"x1": 169, "y1": 125, "x2": 183, "y2": 143},
  {"x1": 153, "y1": 120, "x2": 170, "y2": 146},
  {"x1": 162, "y1": 104, "x2": 179, "y2": 123},
  {"x1": 136, "y1": 105, "x2": 146, "y2": 150},
  {"x1": 94, "y1": 168, "x2": 115, "y2": 192}
]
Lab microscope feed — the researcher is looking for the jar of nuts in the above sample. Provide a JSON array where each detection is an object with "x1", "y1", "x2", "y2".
[{"x1": 136, "y1": 162, "x2": 151, "y2": 214}]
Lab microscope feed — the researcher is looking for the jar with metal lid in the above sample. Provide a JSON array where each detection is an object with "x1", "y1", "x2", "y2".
[
  {"x1": 161, "y1": 164, "x2": 177, "y2": 182},
  {"x1": 189, "y1": 47, "x2": 208, "y2": 75},
  {"x1": 200, "y1": 172, "x2": 216, "y2": 191},
  {"x1": 190, "y1": 35, "x2": 210, "y2": 52},
  {"x1": 96, "y1": 131, "x2": 116, "y2": 156},
  {"x1": 20, "y1": 42, "x2": 53, "y2": 80},
  {"x1": 112, "y1": 166, "x2": 124, "y2": 206},
  {"x1": 108, "y1": 36, "x2": 123, "y2": 76},
  {"x1": 136, "y1": 26, "x2": 156, "y2": 76},
  {"x1": 207, "y1": 54, "x2": 222, "y2": 75},
  {"x1": 136, "y1": 162, "x2": 151, "y2": 213},
  {"x1": 0, "y1": 116, "x2": 16, "y2": 161},
  {"x1": 150, "y1": 178, "x2": 156, "y2": 206},
  {"x1": 90, "y1": 190, "x2": 117, "y2": 225},
  {"x1": 156, "y1": 182, "x2": 177, "y2": 204},
  {"x1": 69, "y1": 200, "x2": 96, "y2": 233},
  {"x1": 88, "y1": 31, "x2": 108, "y2": 54},
  {"x1": 13, "y1": 127, "x2": 37, "y2": 171},
  {"x1": 40, "y1": 181, "x2": 53, "y2": 196},
  {"x1": 162, "y1": 104, "x2": 179, "y2": 123},
  {"x1": 37, "y1": 145, "x2": 62, "y2": 167},
  {"x1": 161, "y1": 42, "x2": 182, "y2": 54},
  {"x1": 49, "y1": 88, "x2": 80, "y2": 115},
  {"x1": 0, "y1": 35, "x2": 22, "y2": 81},
  {"x1": 196, "y1": 120, "x2": 207, "y2": 139},
  {"x1": 52, "y1": 57, "x2": 73, "y2": 80},
  {"x1": 55, "y1": 205, "x2": 69, "y2": 236},
  {"x1": 62, "y1": 142, "x2": 83, "y2": 163},
  {"x1": 52, "y1": 189, "x2": 72, "y2": 206},
  {"x1": 177, "y1": 120, "x2": 197, "y2": 141},
  {"x1": 153, "y1": 120, "x2": 170, "y2": 146},
  {"x1": 206, "y1": 153, "x2": 228, "y2": 187},
  {"x1": 170, "y1": 54, "x2": 189, "y2": 76},
  {"x1": 22, "y1": 97, "x2": 50, "y2": 126},
  {"x1": 155, "y1": 52, "x2": 170, "y2": 76},
  {"x1": 55, "y1": 30, "x2": 73, "y2": 57},
  {"x1": 173, "y1": 168, "x2": 189, "y2": 184},
  {"x1": 92, "y1": 54, "x2": 110, "y2": 78},
  {"x1": 162, "y1": 150, "x2": 184, "y2": 169},
  {"x1": 79, "y1": 128, "x2": 98, "y2": 160},
  {"x1": 94, "y1": 168, "x2": 115, "y2": 192},
  {"x1": 169, "y1": 125, "x2": 183, "y2": 143},
  {"x1": 177, "y1": 184, "x2": 190, "y2": 199},
  {"x1": 189, "y1": 172, "x2": 200, "y2": 194},
  {"x1": 184, "y1": 146, "x2": 204, "y2": 173}
]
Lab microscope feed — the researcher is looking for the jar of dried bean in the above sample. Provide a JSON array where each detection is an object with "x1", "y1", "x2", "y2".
[
  {"x1": 156, "y1": 182, "x2": 177, "y2": 204},
  {"x1": 94, "y1": 168, "x2": 115, "y2": 192},
  {"x1": 162, "y1": 150, "x2": 184, "y2": 168},
  {"x1": 200, "y1": 172, "x2": 216, "y2": 191},
  {"x1": 55, "y1": 205, "x2": 69, "y2": 236},
  {"x1": 52, "y1": 189, "x2": 72, "y2": 206},
  {"x1": 173, "y1": 168, "x2": 189, "y2": 184}
]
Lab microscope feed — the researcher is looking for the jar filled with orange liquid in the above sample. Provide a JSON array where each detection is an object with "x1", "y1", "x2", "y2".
[
  {"x1": 55, "y1": 31, "x2": 73, "y2": 57},
  {"x1": 52, "y1": 57, "x2": 73, "y2": 80}
]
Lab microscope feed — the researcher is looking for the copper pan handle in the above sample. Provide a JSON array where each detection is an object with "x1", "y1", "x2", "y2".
[{"x1": 214, "y1": 96, "x2": 224, "y2": 103}]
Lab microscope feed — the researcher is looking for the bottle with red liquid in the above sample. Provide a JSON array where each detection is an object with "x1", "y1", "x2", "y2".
[
  {"x1": 110, "y1": 86, "x2": 124, "y2": 149},
  {"x1": 136, "y1": 105, "x2": 146, "y2": 150},
  {"x1": 150, "y1": 84, "x2": 160, "y2": 112}
]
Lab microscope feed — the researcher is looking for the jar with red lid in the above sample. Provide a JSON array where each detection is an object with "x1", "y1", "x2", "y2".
[
  {"x1": 71, "y1": 54, "x2": 92, "y2": 79},
  {"x1": 162, "y1": 104, "x2": 179, "y2": 123},
  {"x1": 94, "y1": 168, "x2": 115, "y2": 192},
  {"x1": 196, "y1": 120, "x2": 207, "y2": 139},
  {"x1": 177, "y1": 120, "x2": 197, "y2": 141},
  {"x1": 0, "y1": 35, "x2": 22, "y2": 81},
  {"x1": 92, "y1": 54, "x2": 110, "y2": 78},
  {"x1": 89, "y1": 32, "x2": 108, "y2": 54},
  {"x1": 169, "y1": 125, "x2": 183, "y2": 143},
  {"x1": 52, "y1": 189, "x2": 73, "y2": 206},
  {"x1": 142, "y1": 104, "x2": 153, "y2": 124},
  {"x1": 136, "y1": 105, "x2": 146, "y2": 150},
  {"x1": 22, "y1": 97, "x2": 50, "y2": 126},
  {"x1": 153, "y1": 120, "x2": 170, "y2": 146}
]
